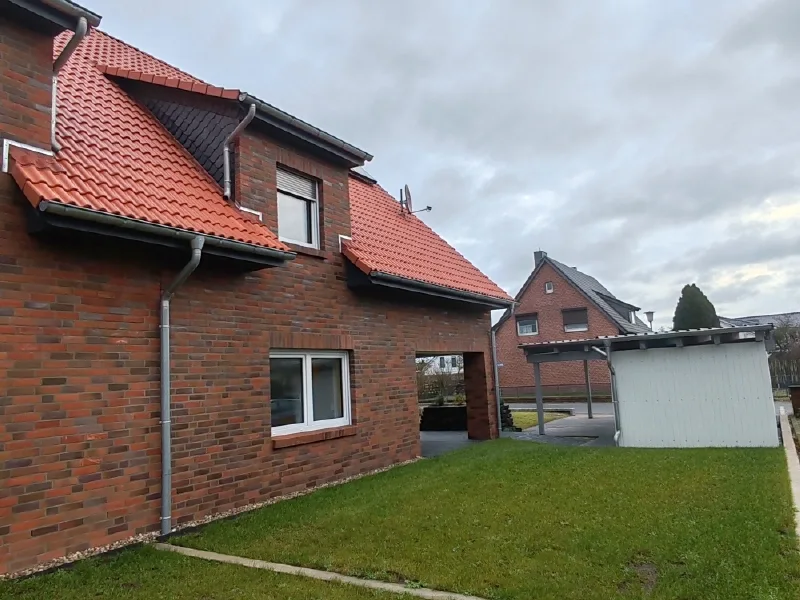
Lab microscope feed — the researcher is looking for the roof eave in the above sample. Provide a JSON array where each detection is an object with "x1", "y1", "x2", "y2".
[
  {"x1": 521, "y1": 324, "x2": 774, "y2": 351},
  {"x1": 595, "y1": 291, "x2": 641, "y2": 312},
  {"x1": 5, "y1": 0, "x2": 101, "y2": 33},
  {"x1": 240, "y1": 93, "x2": 373, "y2": 168},
  {"x1": 37, "y1": 201, "x2": 295, "y2": 266},
  {"x1": 370, "y1": 271, "x2": 513, "y2": 310}
]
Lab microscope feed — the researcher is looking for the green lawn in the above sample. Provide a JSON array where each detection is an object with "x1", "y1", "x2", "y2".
[
  {"x1": 174, "y1": 440, "x2": 800, "y2": 600},
  {"x1": 510, "y1": 410, "x2": 566, "y2": 429},
  {"x1": 0, "y1": 546, "x2": 396, "y2": 600}
]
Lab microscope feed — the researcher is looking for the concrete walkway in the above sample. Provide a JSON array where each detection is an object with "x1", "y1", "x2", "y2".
[
  {"x1": 422, "y1": 402, "x2": 791, "y2": 456},
  {"x1": 420, "y1": 431, "x2": 479, "y2": 457},
  {"x1": 778, "y1": 409, "x2": 800, "y2": 540},
  {"x1": 510, "y1": 401, "x2": 615, "y2": 416},
  {"x1": 155, "y1": 543, "x2": 487, "y2": 600},
  {"x1": 504, "y1": 414, "x2": 616, "y2": 447}
]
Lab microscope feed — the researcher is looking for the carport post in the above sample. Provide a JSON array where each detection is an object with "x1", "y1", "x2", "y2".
[
  {"x1": 534, "y1": 362, "x2": 545, "y2": 435},
  {"x1": 583, "y1": 359, "x2": 593, "y2": 419}
]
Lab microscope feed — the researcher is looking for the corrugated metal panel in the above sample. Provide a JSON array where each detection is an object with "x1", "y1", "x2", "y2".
[{"x1": 614, "y1": 343, "x2": 777, "y2": 447}]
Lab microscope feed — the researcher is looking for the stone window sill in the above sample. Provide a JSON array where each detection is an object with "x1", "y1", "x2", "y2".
[
  {"x1": 283, "y1": 242, "x2": 329, "y2": 260},
  {"x1": 272, "y1": 425, "x2": 357, "y2": 449}
]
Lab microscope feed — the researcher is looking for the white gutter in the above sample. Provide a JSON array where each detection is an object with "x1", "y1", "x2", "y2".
[
  {"x1": 222, "y1": 104, "x2": 256, "y2": 200},
  {"x1": 51, "y1": 16, "x2": 87, "y2": 152},
  {"x1": 490, "y1": 330, "x2": 502, "y2": 436},
  {"x1": 160, "y1": 236, "x2": 204, "y2": 535},
  {"x1": 593, "y1": 345, "x2": 621, "y2": 446}
]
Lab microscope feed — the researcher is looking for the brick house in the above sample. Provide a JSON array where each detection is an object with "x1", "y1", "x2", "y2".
[
  {"x1": 494, "y1": 251, "x2": 649, "y2": 398},
  {"x1": 0, "y1": 1, "x2": 513, "y2": 575}
]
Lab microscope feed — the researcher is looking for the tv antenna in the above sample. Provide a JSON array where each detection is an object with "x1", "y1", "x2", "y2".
[{"x1": 400, "y1": 184, "x2": 431, "y2": 215}]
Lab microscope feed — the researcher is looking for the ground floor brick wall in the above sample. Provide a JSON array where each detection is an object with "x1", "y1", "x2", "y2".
[
  {"x1": 0, "y1": 177, "x2": 498, "y2": 574},
  {"x1": 494, "y1": 306, "x2": 612, "y2": 398}
]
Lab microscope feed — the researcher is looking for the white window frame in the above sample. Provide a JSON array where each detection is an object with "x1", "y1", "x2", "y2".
[
  {"x1": 276, "y1": 169, "x2": 320, "y2": 249},
  {"x1": 545, "y1": 281, "x2": 554, "y2": 294},
  {"x1": 629, "y1": 310, "x2": 636, "y2": 324},
  {"x1": 269, "y1": 350, "x2": 351, "y2": 436},
  {"x1": 517, "y1": 317, "x2": 539, "y2": 336}
]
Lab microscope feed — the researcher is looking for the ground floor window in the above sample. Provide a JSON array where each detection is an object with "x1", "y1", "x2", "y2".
[{"x1": 269, "y1": 351, "x2": 351, "y2": 435}]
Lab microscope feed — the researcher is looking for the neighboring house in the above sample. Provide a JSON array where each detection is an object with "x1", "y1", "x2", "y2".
[
  {"x1": 493, "y1": 251, "x2": 649, "y2": 398},
  {"x1": 720, "y1": 313, "x2": 800, "y2": 328},
  {"x1": 721, "y1": 313, "x2": 800, "y2": 387},
  {"x1": 0, "y1": 1, "x2": 512, "y2": 575},
  {"x1": 417, "y1": 355, "x2": 463, "y2": 375}
]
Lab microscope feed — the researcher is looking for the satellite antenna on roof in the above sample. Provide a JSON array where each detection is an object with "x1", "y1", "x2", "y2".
[{"x1": 399, "y1": 184, "x2": 432, "y2": 216}]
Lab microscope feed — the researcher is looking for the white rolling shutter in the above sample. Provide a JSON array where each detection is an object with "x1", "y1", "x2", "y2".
[{"x1": 277, "y1": 168, "x2": 317, "y2": 199}]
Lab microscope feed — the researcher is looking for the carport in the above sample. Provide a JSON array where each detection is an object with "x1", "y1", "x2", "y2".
[{"x1": 520, "y1": 325, "x2": 778, "y2": 447}]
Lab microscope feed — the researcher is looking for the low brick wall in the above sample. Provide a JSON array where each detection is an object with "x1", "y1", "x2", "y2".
[{"x1": 419, "y1": 406, "x2": 467, "y2": 431}]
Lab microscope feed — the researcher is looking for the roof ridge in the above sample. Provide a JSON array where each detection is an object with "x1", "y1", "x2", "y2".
[
  {"x1": 91, "y1": 29, "x2": 206, "y2": 85},
  {"x1": 95, "y1": 64, "x2": 241, "y2": 100}
]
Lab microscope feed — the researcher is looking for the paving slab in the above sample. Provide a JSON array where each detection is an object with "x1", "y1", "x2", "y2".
[{"x1": 420, "y1": 431, "x2": 480, "y2": 457}]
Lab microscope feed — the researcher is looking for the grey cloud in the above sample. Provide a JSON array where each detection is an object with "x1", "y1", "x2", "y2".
[
  {"x1": 93, "y1": 0, "x2": 800, "y2": 327},
  {"x1": 722, "y1": 0, "x2": 800, "y2": 58}
]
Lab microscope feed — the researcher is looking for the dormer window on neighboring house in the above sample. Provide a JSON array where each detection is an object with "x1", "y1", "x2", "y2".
[
  {"x1": 277, "y1": 167, "x2": 319, "y2": 249},
  {"x1": 629, "y1": 310, "x2": 636, "y2": 324},
  {"x1": 563, "y1": 308, "x2": 589, "y2": 332},
  {"x1": 545, "y1": 281, "x2": 554, "y2": 294}
]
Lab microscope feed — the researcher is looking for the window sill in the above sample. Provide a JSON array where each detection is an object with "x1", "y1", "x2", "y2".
[
  {"x1": 283, "y1": 242, "x2": 329, "y2": 260},
  {"x1": 272, "y1": 425, "x2": 357, "y2": 449}
]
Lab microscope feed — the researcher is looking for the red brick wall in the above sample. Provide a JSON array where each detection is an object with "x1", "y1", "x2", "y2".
[
  {"x1": 0, "y1": 133, "x2": 498, "y2": 573},
  {"x1": 495, "y1": 261, "x2": 619, "y2": 396},
  {"x1": 0, "y1": 19, "x2": 53, "y2": 149}
]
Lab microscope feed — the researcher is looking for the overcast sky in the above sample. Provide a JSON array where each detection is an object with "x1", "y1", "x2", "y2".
[{"x1": 93, "y1": 0, "x2": 800, "y2": 328}]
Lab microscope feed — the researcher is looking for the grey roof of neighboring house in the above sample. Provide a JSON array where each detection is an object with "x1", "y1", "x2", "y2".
[
  {"x1": 720, "y1": 312, "x2": 800, "y2": 328},
  {"x1": 493, "y1": 254, "x2": 650, "y2": 335},
  {"x1": 546, "y1": 258, "x2": 651, "y2": 334}
]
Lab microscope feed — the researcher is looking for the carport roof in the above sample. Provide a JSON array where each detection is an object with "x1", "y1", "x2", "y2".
[{"x1": 520, "y1": 325, "x2": 774, "y2": 363}]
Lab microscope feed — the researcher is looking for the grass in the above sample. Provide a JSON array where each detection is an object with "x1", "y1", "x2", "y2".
[
  {"x1": 174, "y1": 440, "x2": 800, "y2": 600},
  {"x1": 510, "y1": 410, "x2": 566, "y2": 429},
  {"x1": 0, "y1": 546, "x2": 398, "y2": 600}
]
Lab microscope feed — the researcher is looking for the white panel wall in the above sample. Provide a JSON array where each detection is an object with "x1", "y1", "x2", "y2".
[{"x1": 614, "y1": 342, "x2": 778, "y2": 448}]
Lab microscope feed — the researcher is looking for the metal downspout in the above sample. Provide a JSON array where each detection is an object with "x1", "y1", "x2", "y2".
[
  {"x1": 222, "y1": 103, "x2": 256, "y2": 200},
  {"x1": 593, "y1": 346, "x2": 621, "y2": 445},
  {"x1": 52, "y1": 17, "x2": 88, "y2": 152},
  {"x1": 160, "y1": 236, "x2": 204, "y2": 535},
  {"x1": 490, "y1": 330, "x2": 502, "y2": 436}
]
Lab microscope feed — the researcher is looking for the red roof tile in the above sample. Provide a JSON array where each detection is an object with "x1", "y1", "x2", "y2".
[
  {"x1": 95, "y1": 64, "x2": 241, "y2": 101},
  {"x1": 10, "y1": 30, "x2": 287, "y2": 252},
  {"x1": 10, "y1": 28, "x2": 508, "y2": 303},
  {"x1": 345, "y1": 178, "x2": 512, "y2": 303}
]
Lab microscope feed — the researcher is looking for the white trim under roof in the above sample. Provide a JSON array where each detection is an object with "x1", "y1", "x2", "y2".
[{"x1": 2, "y1": 139, "x2": 53, "y2": 173}]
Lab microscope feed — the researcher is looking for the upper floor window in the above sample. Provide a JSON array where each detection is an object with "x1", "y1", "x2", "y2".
[
  {"x1": 545, "y1": 281, "x2": 554, "y2": 294},
  {"x1": 270, "y1": 350, "x2": 350, "y2": 436},
  {"x1": 563, "y1": 308, "x2": 588, "y2": 332},
  {"x1": 516, "y1": 315, "x2": 539, "y2": 336},
  {"x1": 629, "y1": 310, "x2": 637, "y2": 324},
  {"x1": 277, "y1": 168, "x2": 319, "y2": 249}
]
